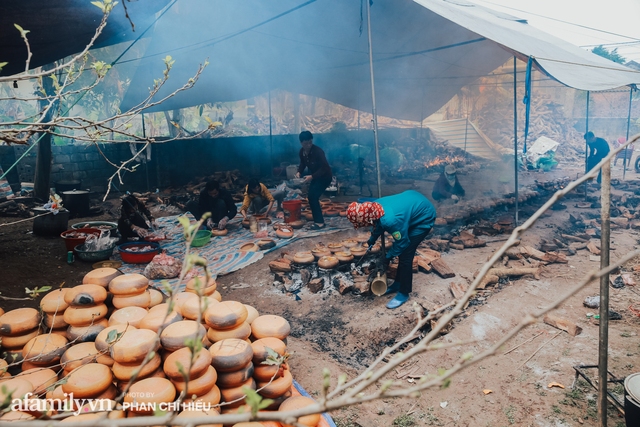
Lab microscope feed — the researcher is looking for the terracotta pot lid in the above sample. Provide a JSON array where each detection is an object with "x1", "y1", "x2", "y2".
[
  {"x1": 112, "y1": 353, "x2": 161, "y2": 381},
  {"x1": 216, "y1": 362, "x2": 254, "y2": 388},
  {"x1": 186, "y1": 275, "x2": 217, "y2": 292},
  {"x1": 181, "y1": 296, "x2": 218, "y2": 321},
  {"x1": 66, "y1": 318, "x2": 109, "y2": 343},
  {"x1": 163, "y1": 347, "x2": 212, "y2": 380},
  {"x1": 94, "y1": 324, "x2": 134, "y2": 352},
  {"x1": 64, "y1": 284, "x2": 108, "y2": 306},
  {"x1": 172, "y1": 292, "x2": 199, "y2": 315},
  {"x1": 112, "y1": 291, "x2": 151, "y2": 309},
  {"x1": 61, "y1": 342, "x2": 100, "y2": 371},
  {"x1": 181, "y1": 384, "x2": 221, "y2": 406},
  {"x1": 244, "y1": 304, "x2": 259, "y2": 324},
  {"x1": 256, "y1": 369, "x2": 292, "y2": 399},
  {"x1": 172, "y1": 364, "x2": 218, "y2": 396},
  {"x1": 317, "y1": 255, "x2": 339, "y2": 269},
  {"x1": 160, "y1": 320, "x2": 206, "y2": 352},
  {"x1": 293, "y1": 251, "x2": 314, "y2": 264},
  {"x1": 0, "y1": 327, "x2": 41, "y2": 349},
  {"x1": 219, "y1": 377, "x2": 256, "y2": 406},
  {"x1": 251, "y1": 315, "x2": 291, "y2": 341},
  {"x1": 15, "y1": 367, "x2": 58, "y2": 395},
  {"x1": 0, "y1": 308, "x2": 41, "y2": 336},
  {"x1": 62, "y1": 363, "x2": 112, "y2": 398},
  {"x1": 204, "y1": 300, "x2": 248, "y2": 330},
  {"x1": 138, "y1": 304, "x2": 182, "y2": 332},
  {"x1": 251, "y1": 337, "x2": 287, "y2": 364},
  {"x1": 40, "y1": 289, "x2": 70, "y2": 313},
  {"x1": 22, "y1": 333, "x2": 68, "y2": 364},
  {"x1": 110, "y1": 328, "x2": 160, "y2": 363},
  {"x1": 124, "y1": 378, "x2": 176, "y2": 413},
  {"x1": 0, "y1": 378, "x2": 33, "y2": 401},
  {"x1": 341, "y1": 239, "x2": 358, "y2": 248},
  {"x1": 63, "y1": 303, "x2": 109, "y2": 326},
  {"x1": 209, "y1": 338, "x2": 253, "y2": 372},
  {"x1": 206, "y1": 321, "x2": 252, "y2": 343},
  {"x1": 279, "y1": 395, "x2": 321, "y2": 426},
  {"x1": 211, "y1": 228, "x2": 228, "y2": 236},
  {"x1": 82, "y1": 267, "x2": 122, "y2": 287},
  {"x1": 108, "y1": 273, "x2": 149, "y2": 296},
  {"x1": 108, "y1": 306, "x2": 148, "y2": 328}
]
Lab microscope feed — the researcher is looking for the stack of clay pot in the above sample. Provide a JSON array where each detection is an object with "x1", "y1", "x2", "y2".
[
  {"x1": 251, "y1": 336, "x2": 291, "y2": 407},
  {"x1": 60, "y1": 341, "x2": 114, "y2": 377},
  {"x1": 204, "y1": 301, "x2": 251, "y2": 345},
  {"x1": 163, "y1": 346, "x2": 220, "y2": 405},
  {"x1": 185, "y1": 275, "x2": 221, "y2": 300},
  {"x1": 0, "y1": 308, "x2": 42, "y2": 366},
  {"x1": 209, "y1": 338, "x2": 255, "y2": 410},
  {"x1": 40, "y1": 289, "x2": 69, "y2": 336},
  {"x1": 125, "y1": 377, "x2": 177, "y2": 417},
  {"x1": 109, "y1": 326, "x2": 161, "y2": 391},
  {"x1": 139, "y1": 303, "x2": 183, "y2": 332},
  {"x1": 62, "y1": 284, "x2": 110, "y2": 344},
  {"x1": 62, "y1": 363, "x2": 117, "y2": 401},
  {"x1": 109, "y1": 273, "x2": 151, "y2": 309}
]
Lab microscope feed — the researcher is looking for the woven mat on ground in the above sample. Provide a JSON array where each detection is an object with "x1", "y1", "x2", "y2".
[{"x1": 115, "y1": 213, "x2": 350, "y2": 291}]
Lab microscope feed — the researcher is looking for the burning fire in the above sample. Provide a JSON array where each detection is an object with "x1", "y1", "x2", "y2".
[{"x1": 423, "y1": 155, "x2": 466, "y2": 170}]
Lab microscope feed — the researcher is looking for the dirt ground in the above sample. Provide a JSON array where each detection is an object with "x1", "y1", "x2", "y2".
[{"x1": 2, "y1": 162, "x2": 640, "y2": 427}]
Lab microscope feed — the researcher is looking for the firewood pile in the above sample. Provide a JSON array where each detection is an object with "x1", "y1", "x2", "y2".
[
  {"x1": 0, "y1": 198, "x2": 33, "y2": 217},
  {"x1": 474, "y1": 94, "x2": 585, "y2": 163}
]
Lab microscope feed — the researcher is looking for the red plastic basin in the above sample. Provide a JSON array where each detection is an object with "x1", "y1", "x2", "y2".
[
  {"x1": 60, "y1": 228, "x2": 102, "y2": 252},
  {"x1": 118, "y1": 242, "x2": 160, "y2": 264}
]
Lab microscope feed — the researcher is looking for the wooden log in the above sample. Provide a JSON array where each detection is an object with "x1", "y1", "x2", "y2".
[
  {"x1": 543, "y1": 314, "x2": 582, "y2": 336},
  {"x1": 463, "y1": 239, "x2": 486, "y2": 248},
  {"x1": 477, "y1": 274, "x2": 499, "y2": 289},
  {"x1": 449, "y1": 282, "x2": 468, "y2": 300},
  {"x1": 519, "y1": 246, "x2": 546, "y2": 261},
  {"x1": 561, "y1": 233, "x2": 587, "y2": 243},
  {"x1": 416, "y1": 248, "x2": 441, "y2": 263},
  {"x1": 450, "y1": 243, "x2": 464, "y2": 250},
  {"x1": 416, "y1": 258, "x2": 432, "y2": 273},
  {"x1": 352, "y1": 277, "x2": 371, "y2": 295},
  {"x1": 307, "y1": 278, "x2": 324, "y2": 293},
  {"x1": 269, "y1": 260, "x2": 292, "y2": 273},
  {"x1": 505, "y1": 247, "x2": 524, "y2": 259},
  {"x1": 336, "y1": 277, "x2": 354, "y2": 295},
  {"x1": 542, "y1": 252, "x2": 568, "y2": 264},
  {"x1": 431, "y1": 258, "x2": 455, "y2": 278}
]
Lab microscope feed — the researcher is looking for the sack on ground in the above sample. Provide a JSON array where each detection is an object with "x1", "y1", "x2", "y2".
[{"x1": 144, "y1": 251, "x2": 181, "y2": 279}]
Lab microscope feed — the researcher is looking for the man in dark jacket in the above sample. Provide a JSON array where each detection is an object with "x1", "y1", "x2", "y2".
[
  {"x1": 186, "y1": 180, "x2": 238, "y2": 230},
  {"x1": 295, "y1": 131, "x2": 332, "y2": 230},
  {"x1": 585, "y1": 131, "x2": 610, "y2": 184},
  {"x1": 432, "y1": 165, "x2": 465, "y2": 202}
]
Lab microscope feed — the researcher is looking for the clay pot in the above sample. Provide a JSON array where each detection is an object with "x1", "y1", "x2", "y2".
[
  {"x1": 355, "y1": 233, "x2": 370, "y2": 243},
  {"x1": 242, "y1": 219, "x2": 251, "y2": 229},
  {"x1": 369, "y1": 244, "x2": 381, "y2": 254},
  {"x1": 240, "y1": 242, "x2": 259, "y2": 252},
  {"x1": 288, "y1": 220, "x2": 305, "y2": 229},
  {"x1": 244, "y1": 304, "x2": 260, "y2": 325},
  {"x1": 293, "y1": 251, "x2": 314, "y2": 264},
  {"x1": 303, "y1": 212, "x2": 314, "y2": 221},
  {"x1": 339, "y1": 210, "x2": 347, "y2": 217},
  {"x1": 327, "y1": 242, "x2": 343, "y2": 253},
  {"x1": 341, "y1": 239, "x2": 358, "y2": 249},
  {"x1": 257, "y1": 239, "x2": 276, "y2": 250},
  {"x1": 251, "y1": 315, "x2": 291, "y2": 340},
  {"x1": 276, "y1": 227, "x2": 294, "y2": 239},
  {"x1": 311, "y1": 247, "x2": 331, "y2": 259},
  {"x1": 211, "y1": 228, "x2": 228, "y2": 236},
  {"x1": 319, "y1": 198, "x2": 332, "y2": 207},
  {"x1": 317, "y1": 256, "x2": 339, "y2": 270},
  {"x1": 334, "y1": 251, "x2": 354, "y2": 263},
  {"x1": 279, "y1": 396, "x2": 321, "y2": 427},
  {"x1": 324, "y1": 209, "x2": 340, "y2": 217},
  {"x1": 209, "y1": 338, "x2": 253, "y2": 373},
  {"x1": 350, "y1": 246, "x2": 367, "y2": 257},
  {"x1": 204, "y1": 300, "x2": 248, "y2": 330}
]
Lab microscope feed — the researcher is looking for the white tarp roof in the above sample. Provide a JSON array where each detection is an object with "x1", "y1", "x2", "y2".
[
  {"x1": 120, "y1": 0, "x2": 640, "y2": 120},
  {"x1": 427, "y1": 118, "x2": 506, "y2": 160}
]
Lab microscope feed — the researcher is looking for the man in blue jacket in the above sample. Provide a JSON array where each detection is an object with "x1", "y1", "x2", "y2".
[{"x1": 347, "y1": 190, "x2": 437, "y2": 309}]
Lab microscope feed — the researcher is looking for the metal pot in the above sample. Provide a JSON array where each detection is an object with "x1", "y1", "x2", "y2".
[
  {"x1": 61, "y1": 190, "x2": 90, "y2": 217},
  {"x1": 54, "y1": 180, "x2": 82, "y2": 194}
]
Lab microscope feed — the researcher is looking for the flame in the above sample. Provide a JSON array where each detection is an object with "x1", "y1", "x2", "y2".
[{"x1": 423, "y1": 155, "x2": 466, "y2": 170}]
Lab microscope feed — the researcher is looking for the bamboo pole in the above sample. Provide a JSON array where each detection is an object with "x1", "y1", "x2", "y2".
[{"x1": 598, "y1": 160, "x2": 611, "y2": 427}]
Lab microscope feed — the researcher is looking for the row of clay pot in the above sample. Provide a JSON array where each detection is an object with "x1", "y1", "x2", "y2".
[{"x1": 0, "y1": 269, "x2": 319, "y2": 426}]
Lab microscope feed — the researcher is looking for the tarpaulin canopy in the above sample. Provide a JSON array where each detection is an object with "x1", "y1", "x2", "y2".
[
  {"x1": 0, "y1": 0, "x2": 171, "y2": 77},
  {"x1": 120, "y1": 0, "x2": 640, "y2": 120}
]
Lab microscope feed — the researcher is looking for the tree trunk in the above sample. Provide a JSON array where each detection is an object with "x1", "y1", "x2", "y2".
[{"x1": 34, "y1": 65, "x2": 56, "y2": 201}]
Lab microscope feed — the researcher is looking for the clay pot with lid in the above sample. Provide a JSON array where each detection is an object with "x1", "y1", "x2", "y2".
[
  {"x1": 334, "y1": 251, "x2": 354, "y2": 263},
  {"x1": 293, "y1": 251, "x2": 314, "y2": 264},
  {"x1": 311, "y1": 247, "x2": 331, "y2": 259},
  {"x1": 288, "y1": 220, "x2": 305, "y2": 229},
  {"x1": 319, "y1": 198, "x2": 332, "y2": 207},
  {"x1": 341, "y1": 239, "x2": 358, "y2": 249},
  {"x1": 355, "y1": 232, "x2": 371, "y2": 243},
  {"x1": 369, "y1": 243, "x2": 381, "y2": 254},
  {"x1": 276, "y1": 227, "x2": 293, "y2": 239},
  {"x1": 317, "y1": 256, "x2": 339, "y2": 270},
  {"x1": 303, "y1": 211, "x2": 314, "y2": 221},
  {"x1": 350, "y1": 246, "x2": 367, "y2": 257},
  {"x1": 327, "y1": 242, "x2": 343, "y2": 253}
]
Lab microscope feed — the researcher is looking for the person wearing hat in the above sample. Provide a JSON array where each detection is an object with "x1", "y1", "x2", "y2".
[
  {"x1": 432, "y1": 164, "x2": 465, "y2": 202},
  {"x1": 584, "y1": 131, "x2": 610, "y2": 184},
  {"x1": 346, "y1": 190, "x2": 437, "y2": 309}
]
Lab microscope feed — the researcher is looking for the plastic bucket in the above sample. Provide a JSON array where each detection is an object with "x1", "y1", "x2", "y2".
[
  {"x1": 625, "y1": 373, "x2": 640, "y2": 427},
  {"x1": 282, "y1": 200, "x2": 302, "y2": 223}
]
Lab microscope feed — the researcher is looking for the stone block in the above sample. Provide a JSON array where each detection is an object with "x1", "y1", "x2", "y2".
[
  {"x1": 70, "y1": 153, "x2": 86, "y2": 162},
  {"x1": 72, "y1": 171, "x2": 88, "y2": 180},
  {"x1": 54, "y1": 154, "x2": 70, "y2": 164},
  {"x1": 85, "y1": 153, "x2": 100, "y2": 161}
]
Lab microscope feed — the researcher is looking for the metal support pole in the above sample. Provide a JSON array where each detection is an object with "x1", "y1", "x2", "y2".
[
  {"x1": 598, "y1": 160, "x2": 611, "y2": 427},
  {"x1": 623, "y1": 87, "x2": 633, "y2": 179},
  {"x1": 366, "y1": 0, "x2": 382, "y2": 199},
  {"x1": 513, "y1": 56, "x2": 518, "y2": 225},
  {"x1": 585, "y1": 91, "x2": 590, "y2": 200},
  {"x1": 269, "y1": 90, "x2": 273, "y2": 176}
]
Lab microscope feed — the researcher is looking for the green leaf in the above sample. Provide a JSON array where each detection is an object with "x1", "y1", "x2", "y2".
[
  {"x1": 106, "y1": 329, "x2": 118, "y2": 344},
  {"x1": 14, "y1": 24, "x2": 30, "y2": 37},
  {"x1": 91, "y1": 1, "x2": 106, "y2": 13},
  {"x1": 0, "y1": 62, "x2": 8, "y2": 71},
  {"x1": 441, "y1": 378, "x2": 451, "y2": 389}
]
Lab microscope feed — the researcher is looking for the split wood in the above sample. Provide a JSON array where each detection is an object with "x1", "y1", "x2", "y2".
[
  {"x1": 518, "y1": 330, "x2": 562, "y2": 369},
  {"x1": 503, "y1": 331, "x2": 545, "y2": 355}
]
